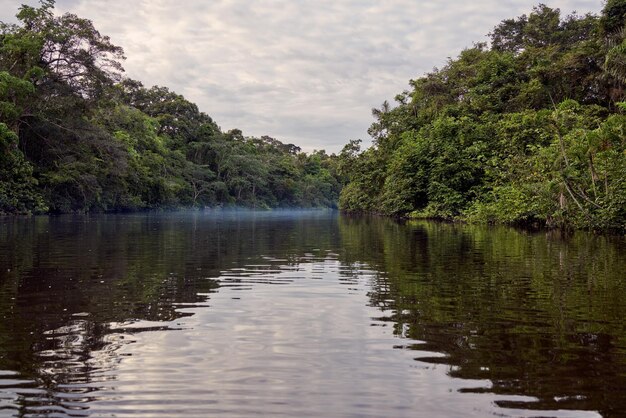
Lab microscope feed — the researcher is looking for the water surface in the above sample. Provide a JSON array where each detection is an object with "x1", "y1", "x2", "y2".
[{"x1": 0, "y1": 211, "x2": 625, "y2": 417}]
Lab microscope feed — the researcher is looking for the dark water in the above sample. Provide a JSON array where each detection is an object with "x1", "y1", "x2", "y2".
[{"x1": 0, "y1": 211, "x2": 625, "y2": 417}]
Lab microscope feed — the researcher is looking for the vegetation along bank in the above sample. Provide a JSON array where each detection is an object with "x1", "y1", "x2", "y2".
[
  {"x1": 1, "y1": 1, "x2": 625, "y2": 232},
  {"x1": 0, "y1": 1, "x2": 342, "y2": 214},
  {"x1": 338, "y1": 1, "x2": 626, "y2": 232}
]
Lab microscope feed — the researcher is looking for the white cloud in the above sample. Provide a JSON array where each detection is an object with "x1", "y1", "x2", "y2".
[{"x1": 0, "y1": 0, "x2": 602, "y2": 152}]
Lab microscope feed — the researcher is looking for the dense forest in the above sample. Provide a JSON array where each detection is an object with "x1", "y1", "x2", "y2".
[
  {"x1": 0, "y1": 1, "x2": 342, "y2": 214},
  {"x1": 339, "y1": 1, "x2": 626, "y2": 232},
  {"x1": 1, "y1": 1, "x2": 625, "y2": 232}
]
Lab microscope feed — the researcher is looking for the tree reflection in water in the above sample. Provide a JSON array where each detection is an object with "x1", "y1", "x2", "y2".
[{"x1": 0, "y1": 211, "x2": 624, "y2": 417}]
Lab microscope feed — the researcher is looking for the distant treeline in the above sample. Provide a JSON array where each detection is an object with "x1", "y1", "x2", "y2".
[
  {"x1": 0, "y1": 1, "x2": 342, "y2": 214},
  {"x1": 338, "y1": 2, "x2": 626, "y2": 232}
]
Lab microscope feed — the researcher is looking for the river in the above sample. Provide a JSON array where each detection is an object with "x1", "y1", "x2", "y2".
[{"x1": 0, "y1": 210, "x2": 625, "y2": 417}]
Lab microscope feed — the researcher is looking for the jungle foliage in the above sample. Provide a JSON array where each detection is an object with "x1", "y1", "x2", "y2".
[
  {"x1": 0, "y1": 1, "x2": 341, "y2": 214},
  {"x1": 339, "y1": 2, "x2": 626, "y2": 232}
]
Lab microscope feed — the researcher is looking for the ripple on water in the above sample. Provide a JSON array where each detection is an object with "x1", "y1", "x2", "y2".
[{"x1": 0, "y1": 213, "x2": 624, "y2": 417}]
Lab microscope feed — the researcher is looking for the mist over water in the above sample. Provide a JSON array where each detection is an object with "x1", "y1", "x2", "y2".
[{"x1": 0, "y1": 211, "x2": 624, "y2": 417}]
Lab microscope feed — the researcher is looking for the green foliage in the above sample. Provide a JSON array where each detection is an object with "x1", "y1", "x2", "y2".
[
  {"x1": 605, "y1": 34, "x2": 626, "y2": 82},
  {"x1": 600, "y1": 0, "x2": 626, "y2": 35},
  {"x1": 339, "y1": 5, "x2": 626, "y2": 232},
  {"x1": 0, "y1": 123, "x2": 46, "y2": 213},
  {"x1": 464, "y1": 104, "x2": 625, "y2": 230},
  {"x1": 0, "y1": 1, "x2": 340, "y2": 214},
  {"x1": 0, "y1": 71, "x2": 34, "y2": 123}
]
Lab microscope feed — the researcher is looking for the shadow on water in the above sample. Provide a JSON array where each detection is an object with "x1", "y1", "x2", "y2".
[{"x1": 0, "y1": 210, "x2": 624, "y2": 416}]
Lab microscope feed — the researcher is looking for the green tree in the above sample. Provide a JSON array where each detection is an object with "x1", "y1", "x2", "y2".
[{"x1": 0, "y1": 123, "x2": 46, "y2": 213}]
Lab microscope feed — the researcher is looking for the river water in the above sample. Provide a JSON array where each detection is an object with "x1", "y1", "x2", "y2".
[{"x1": 0, "y1": 210, "x2": 625, "y2": 417}]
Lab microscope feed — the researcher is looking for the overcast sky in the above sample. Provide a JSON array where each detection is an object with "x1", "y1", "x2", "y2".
[{"x1": 1, "y1": 0, "x2": 602, "y2": 152}]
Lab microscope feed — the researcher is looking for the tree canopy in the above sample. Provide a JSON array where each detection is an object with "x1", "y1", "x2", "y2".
[
  {"x1": 339, "y1": 3, "x2": 626, "y2": 232},
  {"x1": 0, "y1": 1, "x2": 341, "y2": 214},
  {"x1": 2, "y1": 1, "x2": 625, "y2": 232}
]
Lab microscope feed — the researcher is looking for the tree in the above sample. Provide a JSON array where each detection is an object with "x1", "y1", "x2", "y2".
[
  {"x1": 0, "y1": 123, "x2": 46, "y2": 213},
  {"x1": 339, "y1": 4, "x2": 626, "y2": 231},
  {"x1": 600, "y1": 0, "x2": 626, "y2": 35},
  {"x1": 0, "y1": 1, "x2": 342, "y2": 213},
  {"x1": 1, "y1": 0, "x2": 125, "y2": 132}
]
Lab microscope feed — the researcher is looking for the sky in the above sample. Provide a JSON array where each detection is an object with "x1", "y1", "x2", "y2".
[{"x1": 0, "y1": 0, "x2": 603, "y2": 153}]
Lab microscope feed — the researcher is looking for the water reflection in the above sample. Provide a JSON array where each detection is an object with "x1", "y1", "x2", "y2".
[
  {"x1": 339, "y1": 216, "x2": 626, "y2": 416},
  {"x1": 0, "y1": 211, "x2": 624, "y2": 417}
]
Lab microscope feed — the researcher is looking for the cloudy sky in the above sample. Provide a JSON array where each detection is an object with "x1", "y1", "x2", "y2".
[{"x1": 1, "y1": 0, "x2": 602, "y2": 152}]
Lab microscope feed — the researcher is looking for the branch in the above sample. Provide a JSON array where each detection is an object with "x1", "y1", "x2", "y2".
[
  {"x1": 563, "y1": 179, "x2": 591, "y2": 220},
  {"x1": 573, "y1": 183, "x2": 603, "y2": 209}
]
